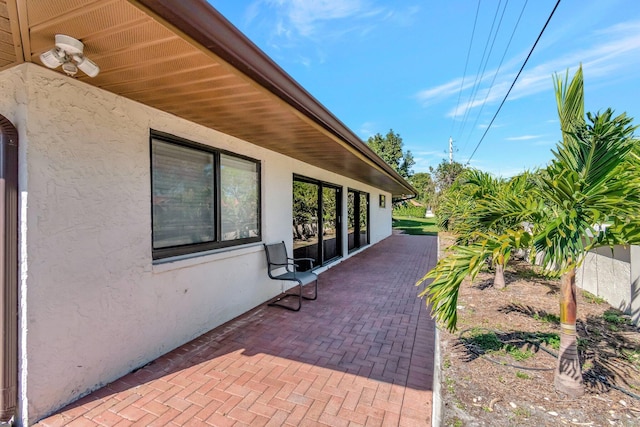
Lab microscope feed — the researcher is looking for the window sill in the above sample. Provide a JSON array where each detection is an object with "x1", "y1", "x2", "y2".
[{"x1": 152, "y1": 241, "x2": 264, "y2": 273}]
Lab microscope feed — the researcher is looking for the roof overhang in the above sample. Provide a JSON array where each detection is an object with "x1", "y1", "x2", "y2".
[{"x1": 0, "y1": 0, "x2": 416, "y2": 197}]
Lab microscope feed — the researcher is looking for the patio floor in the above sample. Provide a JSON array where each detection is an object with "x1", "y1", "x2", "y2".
[{"x1": 35, "y1": 233, "x2": 438, "y2": 427}]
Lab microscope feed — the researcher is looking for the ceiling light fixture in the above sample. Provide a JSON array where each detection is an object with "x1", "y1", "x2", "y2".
[{"x1": 39, "y1": 34, "x2": 100, "y2": 78}]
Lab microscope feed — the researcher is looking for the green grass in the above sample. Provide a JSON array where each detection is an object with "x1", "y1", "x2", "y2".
[
  {"x1": 582, "y1": 290, "x2": 606, "y2": 304},
  {"x1": 534, "y1": 332, "x2": 560, "y2": 350},
  {"x1": 515, "y1": 371, "x2": 531, "y2": 380},
  {"x1": 533, "y1": 312, "x2": 560, "y2": 324},
  {"x1": 468, "y1": 330, "x2": 503, "y2": 352},
  {"x1": 603, "y1": 309, "x2": 629, "y2": 325},
  {"x1": 622, "y1": 349, "x2": 640, "y2": 367},
  {"x1": 512, "y1": 407, "x2": 531, "y2": 418},
  {"x1": 392, "y1": 216, "x2": 438, "y2": 235},
  {"x1": 506, "y1": 346, "x2": 535, "y2": 361},
  {"x1": 444, "y1": 376, "x2": 455, "y2": 394}
]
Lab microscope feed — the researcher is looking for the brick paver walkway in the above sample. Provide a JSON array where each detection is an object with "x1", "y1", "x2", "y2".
[{"x1": 36, "y1": 234, "x2": 437, "y2": 427}]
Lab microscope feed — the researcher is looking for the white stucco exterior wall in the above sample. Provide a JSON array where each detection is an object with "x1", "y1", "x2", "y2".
[
  {"x1": 631, "y1": 246, "x2": 640, "y2": 325},
  {"x1": 577, "y1": 244, "x2": 640, "y2": 325},
  {"x1": 0, "y1": 64, "x2": 394, "y2": 425}
]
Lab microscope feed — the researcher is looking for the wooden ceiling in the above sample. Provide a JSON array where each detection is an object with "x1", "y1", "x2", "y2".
[{"x1": 1, "y1": 0, "x2": 416, "y2": 197}]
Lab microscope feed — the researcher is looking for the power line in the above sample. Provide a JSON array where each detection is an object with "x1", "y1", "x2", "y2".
[
  {"x1": 459, "y1": 0, "x2": 529, "y2": 155},
  {"x1": 449, "y1": 0, "x2": 482, "y2": 137},
  {"x1": 458, "y1": 0, "x2": 511, "y2": 152},
  {"x1": 466, "y1": 0, "x2": 562, "y2": 165},
  {"x1": 456, "y1": 0, "x2": 504, "y2": 141}
]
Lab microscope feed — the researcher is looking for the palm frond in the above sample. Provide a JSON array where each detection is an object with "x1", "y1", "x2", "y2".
[
  {"x1": 416, "y1": 242, "x2": 492, "y2": 332},
  {"x1": 417, "y1": 229, "x2": 533, "y2": 332},
  {"x1": 536, "y1": 108, "x2": 640, "y2": 272},
  {"x1": 554, "y1": 65, "x2": 585, "y2": 137}
]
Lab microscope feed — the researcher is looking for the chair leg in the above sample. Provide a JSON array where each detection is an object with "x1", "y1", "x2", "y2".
[
  {"x1": 302, "y1": 279, "x2": 318, "y2": 301},
  {"x1": 268, "y1": 284, "x2": 302, "y2": 311}
]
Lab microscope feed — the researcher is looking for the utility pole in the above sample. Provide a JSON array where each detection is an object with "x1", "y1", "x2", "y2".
[{"x1": 449, "y1": 136, "x2": 454, "y2": 164}]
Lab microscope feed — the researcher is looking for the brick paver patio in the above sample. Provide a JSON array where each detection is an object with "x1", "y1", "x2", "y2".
[{"x1": 36, "y1": 233, "x2": 437, "y2": 426}]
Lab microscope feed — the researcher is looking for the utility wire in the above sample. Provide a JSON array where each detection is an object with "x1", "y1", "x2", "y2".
[
  {"x1": 466, "y1": 0, "x2": 562, "y2": 165},
  {"x1": 458, "y1": 0, "x2": 511, "y2": 153},
  {"x1": 449, "y1": 0, "x2": 482, "y2": 138},
  {"x1": 457, "y1": 0, "x2": 503, "y2": 141},
  {"x1": 459, "y1": 0, "x2": 528, "y2": 155}
]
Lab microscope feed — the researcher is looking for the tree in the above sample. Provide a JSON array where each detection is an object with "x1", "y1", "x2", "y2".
[
  {"x1": 429, "y1": 160, "x2": 466, "y2": 194},
  {"x1": 427, "y1": 160, "x2": 467, "y2": 212},
  {"x1": 417, "y1": 66, "x2": 640, "y2": 397},
  {"x1": 534, "y1": 68, "x2": 640, "y2": 397},
  {"x1": 367, "y1": 129, "x2": 415, "y2": 179},
  {"x1": 409, "y1": 172, "x2": 435, "y2": 206},
  {"x1": 436, "y1": 169, "x2": 536, "y2": 288}
]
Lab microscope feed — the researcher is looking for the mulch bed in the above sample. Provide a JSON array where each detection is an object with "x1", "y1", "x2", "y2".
[{"x1": 437, "y1": 233, "x2": 640, "y2": 426}]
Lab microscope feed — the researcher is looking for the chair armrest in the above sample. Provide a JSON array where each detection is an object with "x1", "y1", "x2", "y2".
[
  {"x1": 268, "y1": 261, "x2": 295, "y2": 268},
  {"x1": 292, "y1": 257, "x2": 315, "y2": 270}
]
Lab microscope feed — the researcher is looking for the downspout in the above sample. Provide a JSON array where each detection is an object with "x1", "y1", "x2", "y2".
[{"x1": 0, "y1": 115, "x2": 18, "y2": 424}]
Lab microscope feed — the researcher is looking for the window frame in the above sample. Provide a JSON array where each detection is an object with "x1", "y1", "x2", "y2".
[{"x1": 150, "y1": 130, "x2": 261, "y2": 260}]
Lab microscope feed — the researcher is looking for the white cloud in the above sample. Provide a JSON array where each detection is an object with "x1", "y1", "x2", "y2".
[
  {"x1": 416, "y1": 78, "x2": 470, "y2": 106},
  {"x1": 505, "y1": 135, "x2": 542, "y2": 141},
  {"x1": 417, "y1": 19, "x2": 640, "y2": 117},
  {"x1": 245, "y1": 0, "x2": 419, "y2": 61},
  {"x1": 280, "y1": 0, "x2": 368, "y2": 36},
  {"x1": 359, "y1": 121, "x2": 377, "y2": 137},
  {"x1": 257, "y1": 0, "x2": 380, "y2": 39}
]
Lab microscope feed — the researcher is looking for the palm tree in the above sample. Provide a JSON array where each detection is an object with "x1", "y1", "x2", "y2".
[
  {"x1": 437, "y1": 169, "x2": 536, "y2": 288},
  {"x1": 535, "y1": 67, "x2": 640, "y2": 396},
  {"x1": 418, "y1": 66, "x2": 640, "y2": 397}
]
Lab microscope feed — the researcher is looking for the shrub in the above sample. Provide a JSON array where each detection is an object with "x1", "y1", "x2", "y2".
[{"x1": 393, "y1": 204, "x2": 426, "y2": 218}]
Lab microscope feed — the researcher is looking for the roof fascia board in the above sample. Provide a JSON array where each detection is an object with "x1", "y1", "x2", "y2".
[{"x1": 133, "y1": 0, "x2": 416, "y2": 196}]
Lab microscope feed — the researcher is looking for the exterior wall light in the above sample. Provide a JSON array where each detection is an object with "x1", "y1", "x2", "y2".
[{"x1": 39, "y1": 34, "x2": 100, "y2": 78}]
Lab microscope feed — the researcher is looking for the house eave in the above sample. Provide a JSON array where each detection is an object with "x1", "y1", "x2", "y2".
[
  {"x1": 2, "y1": 0, "x2": 417, "y2": 198},
  {"x1": 134, "y1": 0, "x2": 416, "y2": 197}
]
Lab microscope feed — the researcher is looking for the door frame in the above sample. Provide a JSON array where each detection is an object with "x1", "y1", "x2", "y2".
[{"x1": 292, "y1": 175, "x2": 343, "y2": 267}]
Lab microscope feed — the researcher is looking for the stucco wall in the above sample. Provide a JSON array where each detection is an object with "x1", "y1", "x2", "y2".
[
  {"x1": 0, "y1": 64, "x2": 394, "y2": 424},
  {"x1": 576, "y1": 244, "x2": 640, "y2": 325},
  {"x1": 631, "y1": 246, "x2": 640, "y2": 325}
]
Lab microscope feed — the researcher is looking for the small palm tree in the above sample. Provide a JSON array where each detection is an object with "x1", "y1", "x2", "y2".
[
  {"x1": 437, "y1": 169, "x2": 536, "y2": 288},
  {"x1": 535, "y1": 67, "x2": 640, "y2": 396},
  {"x1": 471, "y1": 171, "x2": 539, "y2": 288},
  {"x1": 418, "y1": 66, "x2": 640, "y2": 397}
]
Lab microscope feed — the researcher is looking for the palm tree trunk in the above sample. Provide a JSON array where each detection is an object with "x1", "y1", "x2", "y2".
[
  {"x1": 493, "y1": 264, "x2": 505, "y2": 288},
  {"x1": 554, "y1": 267, "x2": 584, "y2": 397},
  {"x1": 493, "y1": 255, "x2": 506, "y2": 289}
]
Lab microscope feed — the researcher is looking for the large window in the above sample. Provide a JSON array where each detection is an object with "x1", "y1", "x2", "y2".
[{"x1": 151, "y1": 132, "x2": 260, "y2": 259}]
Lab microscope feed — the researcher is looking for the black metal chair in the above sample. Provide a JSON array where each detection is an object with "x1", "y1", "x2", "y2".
[{"x1": 263, "y1": 241, "x2": 318, "y2": 311}]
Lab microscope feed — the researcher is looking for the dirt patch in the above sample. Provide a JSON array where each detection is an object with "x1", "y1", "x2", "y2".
[{"x1": 437, "y1": 233, "x2": 640, "y2": 426}]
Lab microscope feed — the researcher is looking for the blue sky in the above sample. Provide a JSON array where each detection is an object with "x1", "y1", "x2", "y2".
[{"x1": 208, "y1": 0, "x2": 640, "y2": 177}]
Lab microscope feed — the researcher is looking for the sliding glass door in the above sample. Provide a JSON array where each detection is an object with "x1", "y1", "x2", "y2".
[
  {"x1": 293, "y1": 177, "x2": 342, "y2": 270},
  {"x1": 322, "y1": 186, "x2": 340, "y2": 262},
  {"x1": 347, "y1": 189, "x2": 369, "y2": 252}
]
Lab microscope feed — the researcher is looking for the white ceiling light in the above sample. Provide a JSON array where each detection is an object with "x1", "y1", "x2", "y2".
[{"x1": 39, "y1": 34, "x2": 100, "y2": 78}]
